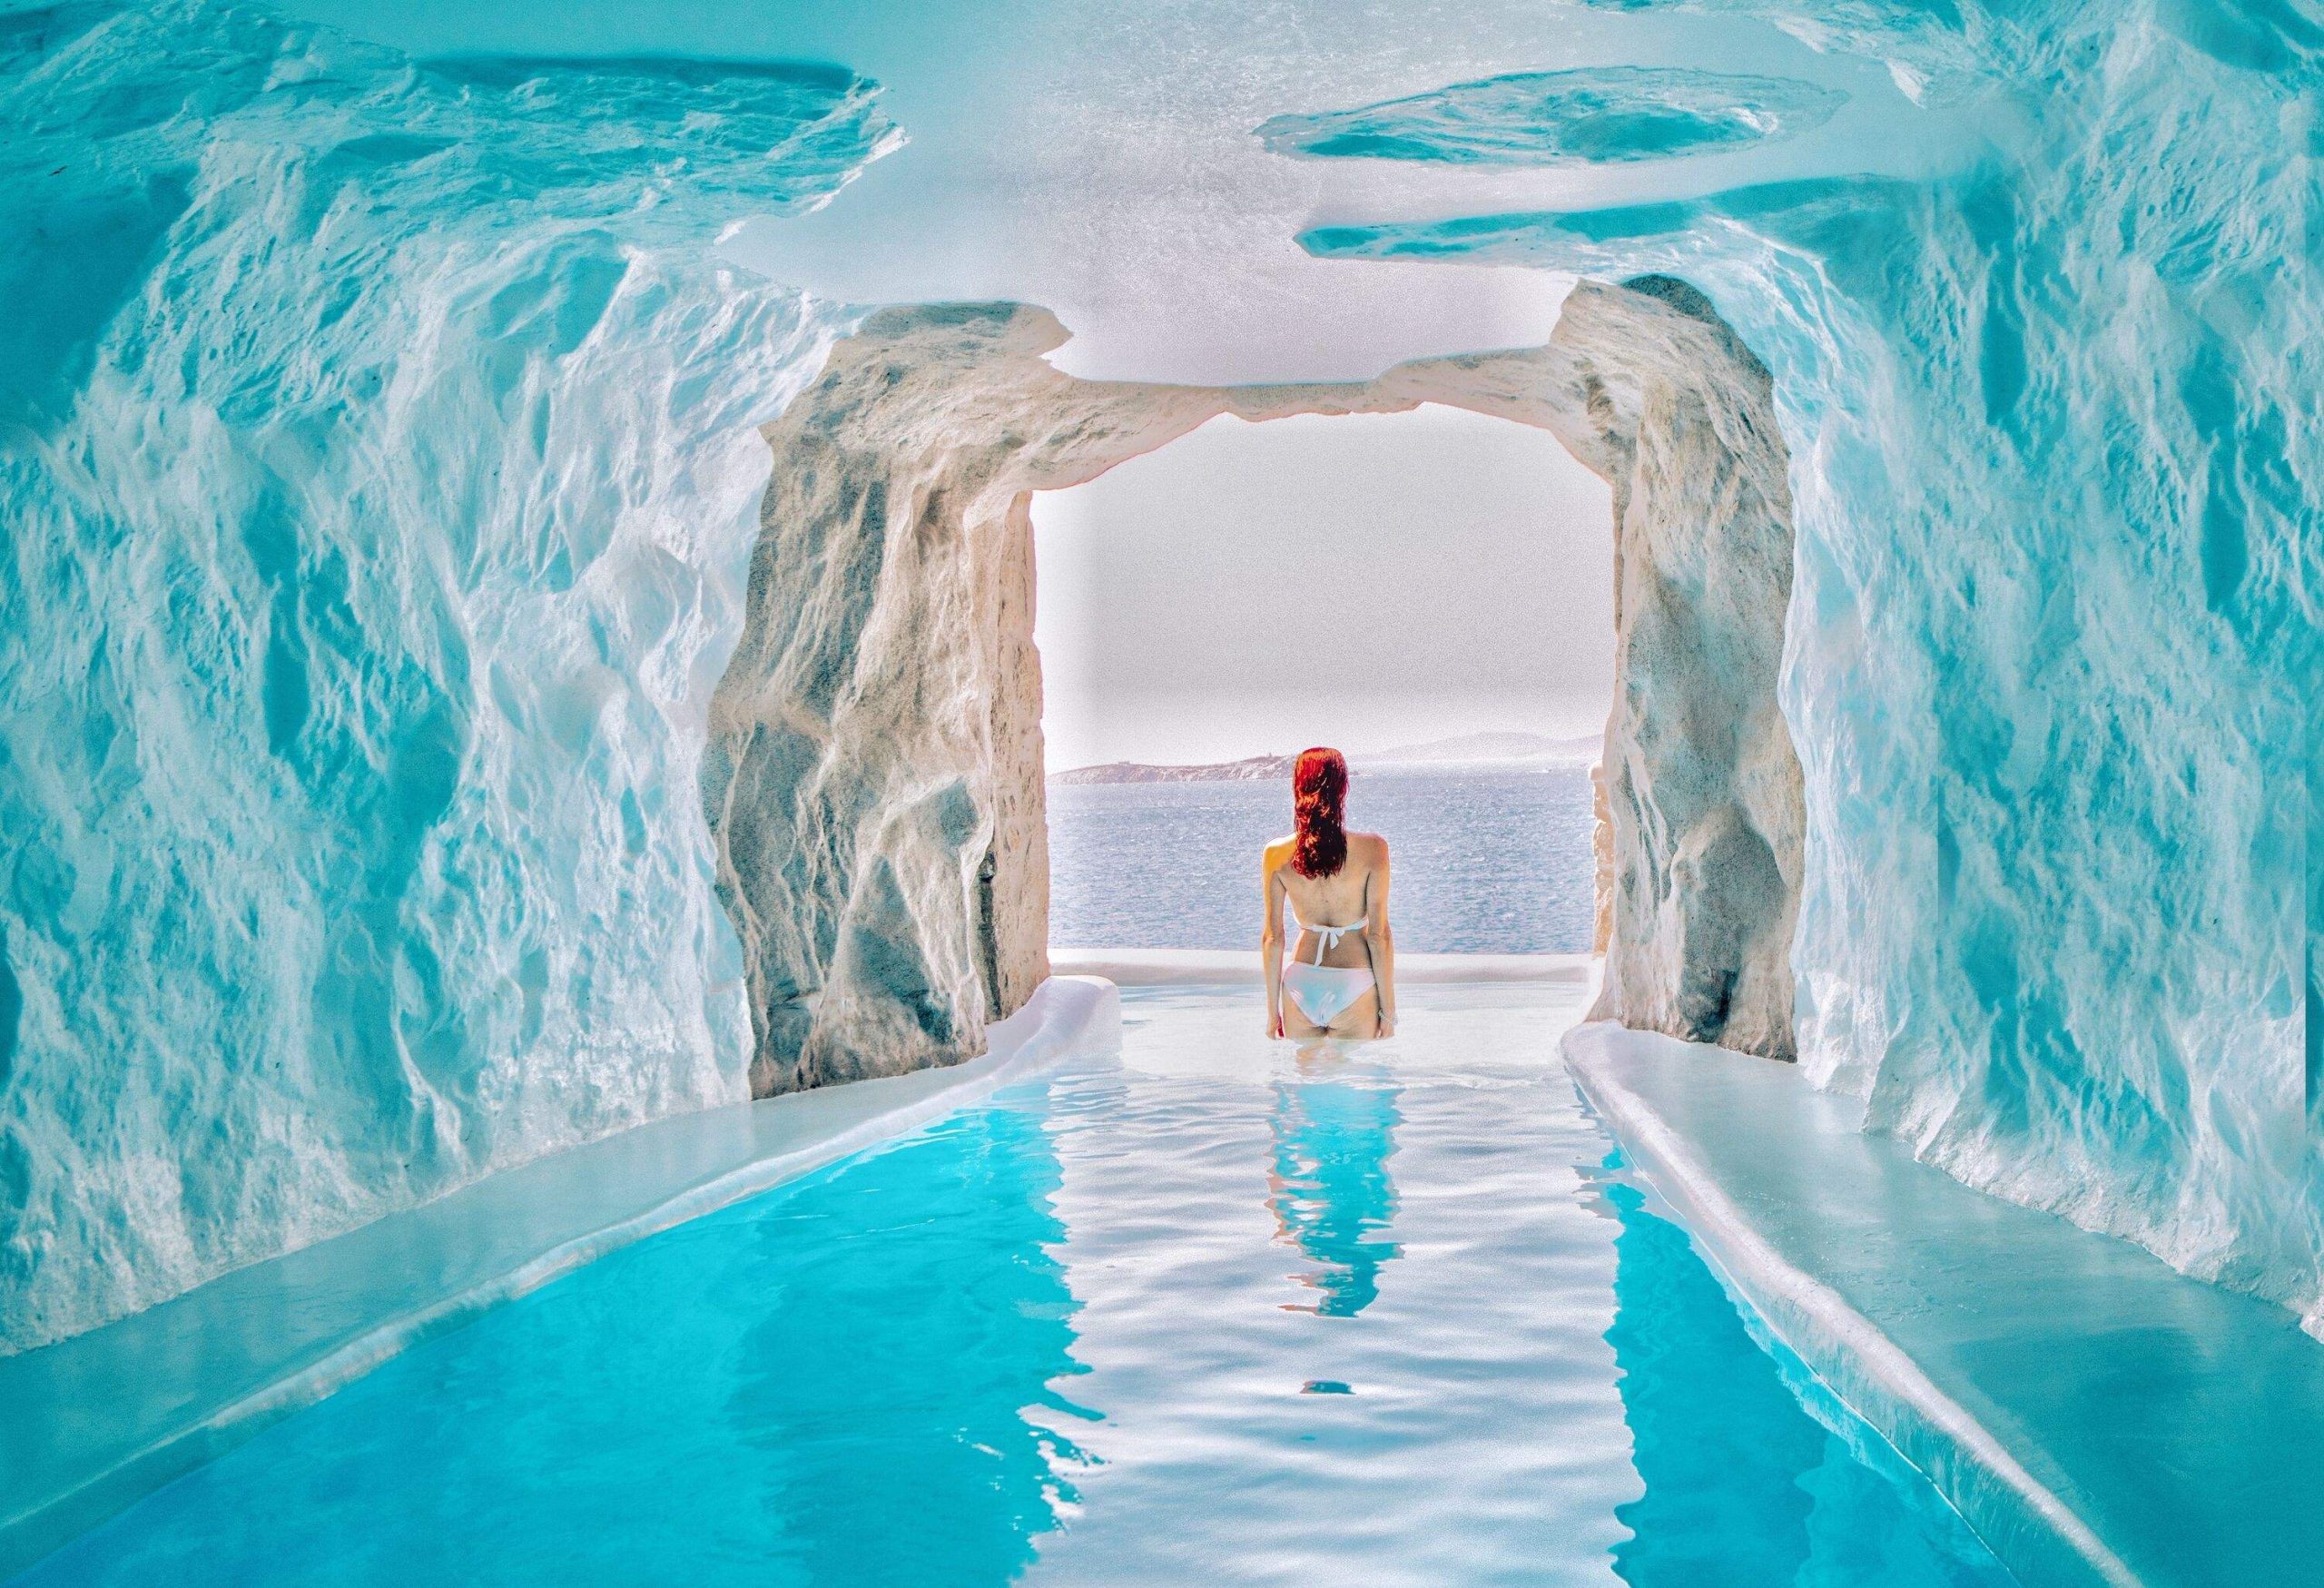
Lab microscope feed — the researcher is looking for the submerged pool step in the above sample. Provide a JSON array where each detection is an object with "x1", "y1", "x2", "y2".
[
  {"x1": 1565, "y1": 1020, "x2": 2324, "y2": 1588},
  {"x1": 0, "y1": 978, "x2": 1121, "y2": 1582}
]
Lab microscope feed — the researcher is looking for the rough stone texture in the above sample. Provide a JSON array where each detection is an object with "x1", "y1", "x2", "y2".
[
  {"x1": 1290, "y1": 3, "x2": 2319, "y2": 1330},
  {"x1": 0, "y1": 3, "x2": 892, "y2": 1355},
  {"x1": 1590, "y1": 764, "x2": 1617, "y2": 956},
  {"x1": 1560, "y1": 279, "x2": 1806, "y2": 1059},
  {"x1": 708, "y1": 284, "x2": 1803, "y2": 1090},
  {"x1": 706, "y1": 305, "x2": 1175, "y2": 1095},
  {"x1": 1254, "y1": 65, "x2": 1847, "y2": 169}
]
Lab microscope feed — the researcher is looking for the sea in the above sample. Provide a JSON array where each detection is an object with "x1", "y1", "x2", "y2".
[{"x1": 1046, "y1": 767, "x2": 1596, "y2": 954}]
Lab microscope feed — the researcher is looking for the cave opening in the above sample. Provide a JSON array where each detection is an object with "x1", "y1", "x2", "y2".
[
  {"x1": 1029, "y1": 405, "x2": 1616, "y2": 962},
  {"x1": 704, "y1": 280, "x2": 1806, "y2": 1096}
]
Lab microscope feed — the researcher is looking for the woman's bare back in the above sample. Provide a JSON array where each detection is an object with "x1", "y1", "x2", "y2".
[{"x1": 1266, "y1": 832, "x2": 1384, "y2": 969}]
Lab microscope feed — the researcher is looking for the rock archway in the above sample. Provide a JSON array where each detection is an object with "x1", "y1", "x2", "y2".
[{"x1": 705, "y1": 279, "x2": 1803, "y2": 1093}]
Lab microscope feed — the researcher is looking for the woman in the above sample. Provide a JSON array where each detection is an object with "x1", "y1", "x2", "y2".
[{"x1": 1263, "y1": 746, "x2": 1396, "y2": 1040}]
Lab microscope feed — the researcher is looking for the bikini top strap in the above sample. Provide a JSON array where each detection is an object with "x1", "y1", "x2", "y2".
[{"x1": 1298, "y1": 917, "x2": 1367, "y2": 964}]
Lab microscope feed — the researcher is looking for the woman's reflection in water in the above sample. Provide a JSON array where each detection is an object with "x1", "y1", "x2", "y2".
[{"x1": 1267, "y1": 1039, "x2": 1403, "y2": 1317}]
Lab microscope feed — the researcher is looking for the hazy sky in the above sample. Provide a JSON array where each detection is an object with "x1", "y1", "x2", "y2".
[{"x1": 1033, "y1": 406, "x2": 1614, "y2": 770}]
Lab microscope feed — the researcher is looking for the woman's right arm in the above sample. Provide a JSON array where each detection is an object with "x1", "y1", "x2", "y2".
[{"x1": 1260, "y1": 851, "x2": 1285, "y2": 1038}]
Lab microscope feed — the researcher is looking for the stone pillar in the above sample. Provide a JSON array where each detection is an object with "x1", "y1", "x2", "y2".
[{"x1": 1557, "y1": 278, "x2": 1804, "y2": 1059}]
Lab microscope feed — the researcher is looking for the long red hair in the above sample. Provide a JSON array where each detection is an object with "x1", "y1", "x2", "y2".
[{"x1": 1291, "y1": 746, "x2": 1348, "y2": 878}]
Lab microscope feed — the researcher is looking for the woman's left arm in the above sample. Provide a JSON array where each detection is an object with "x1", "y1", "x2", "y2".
[{"x1": 1364, "y1": 841, "x2": 1396, "y2": 1038}]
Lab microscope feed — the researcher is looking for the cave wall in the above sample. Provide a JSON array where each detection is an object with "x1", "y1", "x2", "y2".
[
  {"x1": 1293, "y1": 2, "x2": 2320, "y2": 1329},
  {"x1": 11, "y1": 0, "x2": 2301, "y2": 1369},
  {"x1": 1552, "y1": 281, "x2": 1805, "y2": 1058},
  {"x1": 707, "y1": 283, "x2": 1805, "y2": 1089},
  {"x1": 0, "y1": 1, "x2": 1799, "y2": 1353},
  {"x1": 0, "y1": 3, "x2": 896, "y2": 1353},
  {"x1": 704, "y1": 303, "x2": 1317, "y2": 1093}
]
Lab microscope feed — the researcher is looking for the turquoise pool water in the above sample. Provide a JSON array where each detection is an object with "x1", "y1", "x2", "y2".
[{"x1": 18, "y1": 986, "x2": 2015, "y2": 1585}]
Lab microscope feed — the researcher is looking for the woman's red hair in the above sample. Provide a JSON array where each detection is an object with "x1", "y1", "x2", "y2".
[{"x1": 1291, "y1": 746, "x2": 1348, "y2": 878}]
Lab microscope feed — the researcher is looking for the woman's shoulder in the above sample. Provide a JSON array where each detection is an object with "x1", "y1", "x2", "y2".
[
  {"x1": 1262, "y1": 833, "x2": 1297, "y2": 868},
  {"x1": 1347, "y1": 830, "x2": 1390, "y2": 860}
]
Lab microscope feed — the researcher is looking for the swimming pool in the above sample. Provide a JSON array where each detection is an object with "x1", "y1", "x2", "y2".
[{"x1": 17, "y1": 983, "x2": 2015, "y2": 1585}]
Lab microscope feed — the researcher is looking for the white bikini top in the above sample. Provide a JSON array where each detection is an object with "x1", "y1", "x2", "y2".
[{"x1": 1294, "y1": 915, "x2": 1367, "y2": 964}]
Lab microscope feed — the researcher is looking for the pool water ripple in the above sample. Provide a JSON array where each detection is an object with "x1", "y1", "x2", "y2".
[{"x1": 18, "y1": 984, "x2": 2015, "y2": 1587}]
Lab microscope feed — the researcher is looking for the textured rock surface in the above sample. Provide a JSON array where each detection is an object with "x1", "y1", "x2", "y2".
[
  {"x1": 1590, "y1": 765, "x2": 1617, "y2": 957},
  {"x1": 20, "y1": 0, "x2": 2303, "y2": 1384},
  {"x1": 705, "y1": 303, "x2": 1367, "y2": 1094},
  {"x1": 1296, "y1": 2, "x2": 2321, "y2": 1329},
  {"x1": 709, "y1": 286, "x2": 1803, "y2": 1089},
  {"x1": 1255, "y1": 67, "x2": 1846, "y2": 168},
  {"x1": 0, "y1": 0, "x2": 1802, "y2": 1350},
  {"x1": 0, "y1": 1, "x2": 893, "y2": 1352},
  {"x1": 1558, "y1": 280, "x2": 1806, "y2": 1059}
]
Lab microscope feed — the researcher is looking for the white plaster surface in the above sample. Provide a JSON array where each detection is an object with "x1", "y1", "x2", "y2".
[
  {"x1": 1052, "y1": 947, "x2": 1593, "y2": 988},
  {"x1": 1564, "y1": 1020, "x2": 2324, "y2": 1588}
]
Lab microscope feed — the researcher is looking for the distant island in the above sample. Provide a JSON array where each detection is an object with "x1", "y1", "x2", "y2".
[
  {"x1": 1049, "y1": 730, "x2": 1600, "y2": 785},
  {"x1": 1049, "y1": 753, "x2": 1299, "y2": 786}
]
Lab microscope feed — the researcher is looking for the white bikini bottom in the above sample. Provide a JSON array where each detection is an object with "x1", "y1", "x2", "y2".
[{"x1": 1282, "y1": 962, "x2": 1376, "y2": 1026}]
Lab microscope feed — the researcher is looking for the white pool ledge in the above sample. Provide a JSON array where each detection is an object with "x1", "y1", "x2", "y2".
[
  {"x1": 1052, "y1": 946, "x2": 1592, "y2": 986},
  {"x1": 1565, "y1": 1019, "x2": 2324, "y2": 1588},
  {"x1": 0, "y1": 976, "x2": 1120, "y2": 1580}
]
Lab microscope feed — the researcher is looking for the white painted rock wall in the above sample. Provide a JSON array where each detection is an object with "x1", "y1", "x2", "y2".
[
  {"x1": 1556, "y1": 280, "x2": 1806, "y2": 1058},
  {"x1": 0, "y1": 5, "x2": 894, "y2": 1352},
  {"x1": 1289, "y1": 2, "x2": 2320, "y2": 1332},
  {"x1": 707, "y1": 284, "x2": 1805, "y2": 1088}
]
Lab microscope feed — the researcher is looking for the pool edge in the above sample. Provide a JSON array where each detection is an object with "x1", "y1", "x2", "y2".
[
  {"x1": 1051, "y1": 947, "x2": 1593, "y2": 986},
  {"x1": 0, "y1": 977, "x2": 1122, "y2": 1583},
  {"x1": 1562, "y1": 1021, "x2": 2137, "y2": 1588}
]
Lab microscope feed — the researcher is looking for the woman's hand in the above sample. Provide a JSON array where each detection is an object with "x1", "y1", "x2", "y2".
[
  {"x1": 1374, "y1": 1011, "x2": 1396, "y2": 1040},
  {"x1": 1267, "y1": 1007, "x2": 1285, "y2": 1039}
]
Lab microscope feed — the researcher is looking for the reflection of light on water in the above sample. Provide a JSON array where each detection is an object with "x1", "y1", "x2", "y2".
[{"x1": 1267, "y1": 1047, "x2": 1403, "y2": 1317}]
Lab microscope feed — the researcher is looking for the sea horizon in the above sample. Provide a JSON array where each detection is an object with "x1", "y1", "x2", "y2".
[{"x1": 1047, "y1": 764, "x2": 1597, "y2": 957}]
